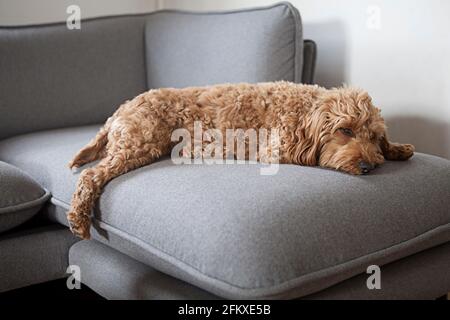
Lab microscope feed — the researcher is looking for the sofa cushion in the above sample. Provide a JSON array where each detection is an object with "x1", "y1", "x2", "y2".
[
  {"x1": 69, "y1": 240, "x2": 218, "y2": 300},
  {"x1": 0, "y1": 16, "x2": 148, "y2": 140},
  {"x1": 69, "y1": 239, "x2": 450, "y2": 300},
  {"x1": 0, "y1": 225, "x2": 78, "y2": 293},
  {"x1": 0, "y1": 126, "x2": 449, "y2": 299},
  {"x1": 0, "y1": 2, "x2": 308, "y2": 141},
  {"x1": 145, "y1": 2, "x2": 303, "y2": 88},
  {"x1": 0, "y1": 161, "x2": 50, "y2": 233}
]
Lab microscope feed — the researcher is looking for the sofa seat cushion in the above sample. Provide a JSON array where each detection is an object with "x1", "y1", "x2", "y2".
[
  {"x1": 0, "y1": 225, "x2": 78, "y2": 293},
  {"x1": 0, "y1": 161, "x2": 50, "y2": 233},
  {"x1": 0, "y1": 126, "x2": 449, "y2": 299}
]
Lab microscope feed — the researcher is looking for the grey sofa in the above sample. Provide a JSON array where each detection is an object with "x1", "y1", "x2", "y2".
[{"x1": 0, "y1": 2, "x2": 449, "y2": 300}]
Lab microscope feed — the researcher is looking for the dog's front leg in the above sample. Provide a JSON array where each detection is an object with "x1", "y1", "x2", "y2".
[{"x1": 379, "y1": 135, "x2": 415, "y2": 161}]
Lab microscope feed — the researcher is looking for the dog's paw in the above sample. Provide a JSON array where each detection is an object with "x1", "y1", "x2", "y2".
[
  {"x1": 393, "y1": 143, "x2": 415, "y2": 160},
  {"x1": 67, "y1": 211, "x2": 91, "y2": 240},
  {"x1": 68, "y1": 160, "x2": 80, "y2": 170},
  {"x1": 403, "y1": 143, "x2": 415, "y2": 154},
  {"x1": 384, "y1": 143, "x2": 415, "y2": 161}
]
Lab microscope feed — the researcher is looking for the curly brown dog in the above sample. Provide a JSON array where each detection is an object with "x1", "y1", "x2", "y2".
[{"x1": 67, "y1": 81, "x2": 414, "y2": 239}]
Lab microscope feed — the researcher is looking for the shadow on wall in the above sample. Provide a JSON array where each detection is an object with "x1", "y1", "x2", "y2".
[
  {"x1": 304, "y1": 20, "x2": 348, "y2": 88},
  {"x1": 385, "y1": 116, "x2": 450, "y2": 160}
]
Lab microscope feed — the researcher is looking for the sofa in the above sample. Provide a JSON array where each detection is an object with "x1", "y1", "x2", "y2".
[{"x1": 0, "y1": 2, "x2": 449, "y2": 300}]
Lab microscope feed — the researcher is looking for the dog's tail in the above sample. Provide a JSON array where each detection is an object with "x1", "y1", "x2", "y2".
[{"x1": 68, "y1": 124, "x2": 110, "y2": 169}]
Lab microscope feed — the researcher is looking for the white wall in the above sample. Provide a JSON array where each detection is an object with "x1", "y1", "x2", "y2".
[
  {"x1": 0, "y1": 0, "x2": 160, "y2": 25},
  {"x1": 162, "y1": 0, "x2": 450, "y2": 159}
]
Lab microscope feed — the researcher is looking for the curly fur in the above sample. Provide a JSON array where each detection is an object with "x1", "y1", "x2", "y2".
[{"x1": 67, "y1": 81, "x2": 414, "y2": 239}]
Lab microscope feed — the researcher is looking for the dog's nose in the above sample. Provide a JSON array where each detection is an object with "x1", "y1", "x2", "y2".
[{"x1": 359, "y1": 161, "x2": 374, "y2": 174}]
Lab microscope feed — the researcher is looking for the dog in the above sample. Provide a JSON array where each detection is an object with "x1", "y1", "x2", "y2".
[{"x1": 67, "y1": 81, "x2": 414, "y2": 239}]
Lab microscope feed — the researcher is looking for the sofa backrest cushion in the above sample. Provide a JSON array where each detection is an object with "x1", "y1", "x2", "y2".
[
  {"x1": 144, "y1": 2, "x2": 303, "y2": 88},
  {"x1": 0, "y1": 2, "x2": 307, "y2": 140},
  {"x1": 0, "y1": 16, "x2": 148, "y2": 140}
]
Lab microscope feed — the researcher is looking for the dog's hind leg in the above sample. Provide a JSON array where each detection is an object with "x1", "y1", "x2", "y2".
[
  {"x1": 68, "y1": 124, "x2": 110, "y2": 169},
  {"x1": 67, "y1": 143, "x2": 164, "y2": 239}
]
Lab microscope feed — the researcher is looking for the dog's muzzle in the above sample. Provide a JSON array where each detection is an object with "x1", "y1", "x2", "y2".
[{"x1": 359, "y1": 161, "x2": 375, "y2": 174}]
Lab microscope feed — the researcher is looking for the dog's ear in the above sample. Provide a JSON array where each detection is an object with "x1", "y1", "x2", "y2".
[
  {"x1": 290, "y1": 107, "x2": 330, "y2": 166},
  {"x1": 291, "y1": 134, "x2": 321, "y2": 166},
  {"x1": 379, "y1": 134, "x2": 415, "y2": 161}
]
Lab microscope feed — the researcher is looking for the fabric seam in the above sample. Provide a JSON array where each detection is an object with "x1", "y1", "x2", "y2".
[
  {"x1": 0, "y1": 189, "x2": 51, "y2": 214},
  {"x1": 0, "y1": 2, "x2": 296, "y2": 28}
]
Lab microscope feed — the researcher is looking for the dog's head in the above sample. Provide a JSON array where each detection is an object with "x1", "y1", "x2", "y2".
[{"x1": 295, "y1": 87, "x2": 414, "y2": 175}]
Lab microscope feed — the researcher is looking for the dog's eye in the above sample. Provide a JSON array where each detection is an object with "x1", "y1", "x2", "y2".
[
  {"x1": 370, "y1": 133, "x2": 378, "y2": 141},
  {"x1": 339, "y1": 128, "x2": 354, "y2": 137}
]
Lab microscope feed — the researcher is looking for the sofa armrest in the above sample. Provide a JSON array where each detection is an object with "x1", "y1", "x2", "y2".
[{"x1": 302, "y1": 39, "x2": 317, "y2": 84}]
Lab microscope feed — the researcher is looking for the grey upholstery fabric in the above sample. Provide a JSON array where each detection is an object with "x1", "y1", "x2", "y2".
[
  {"x1": 0, "y1": 127, "x2": 97, "y2": 202},
  {"x1": 0, "y1": 224, "x2": 79, "y2": 292},
  {"x1": 0, "y1": 3, "x2": 311, "y2": 140},
  {"x1": 305, "y1": 242, "x2": 450, "y2": 300},
  {"x1": 302, "y1": 40, "x2": 317, "y2": 84},
  {"x1": 1, "y1": 125, "x2": 449, "y2": 299},
  {"x1": 69, "y1": 240, "x2": 218, "y2": 300},
  {"x1": 70, "y1": 239, "x2": 450, "y2": 300},
  {"x1": 145, "y1": 2, "x2": 303, "y2": 88},
  {"x1": 0, "y1": 16, "x2": 148, "y2": 140},
  {"x1": 0, "y1": 161, "x2": 50, "y2": 233}
]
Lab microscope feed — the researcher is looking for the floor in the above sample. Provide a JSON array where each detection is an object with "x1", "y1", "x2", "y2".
[
  {"x1": 1, "y1": 279, "x2": 448, "y2": 300},
  {"x1": 0, "y1": 278, "x2": 105, "y2": 300}
]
